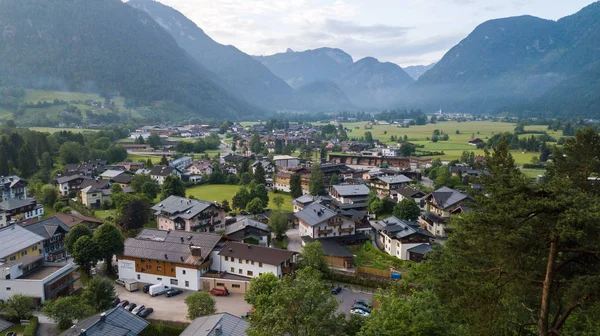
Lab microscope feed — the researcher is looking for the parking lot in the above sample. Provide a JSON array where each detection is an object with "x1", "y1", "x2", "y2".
[
  {"x1": 115, "y1": 285, "x2": 251, "y2": 322},
  {"x1": 332, "y1": 287, "x2": 373, "y2": 317}
]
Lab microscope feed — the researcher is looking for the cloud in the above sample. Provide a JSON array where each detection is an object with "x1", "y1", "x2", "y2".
[{"x1": 323, "y1": 19, "x2": 412, "y2": 39}]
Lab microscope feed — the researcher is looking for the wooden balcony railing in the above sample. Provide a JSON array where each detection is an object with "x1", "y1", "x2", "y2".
[{"x1": 318, "y1": 229, "x2": 333, "y2": 235}]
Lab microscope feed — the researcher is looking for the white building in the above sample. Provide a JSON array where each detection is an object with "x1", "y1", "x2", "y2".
[
  {"x1": 0, "y1": 176, "x2": 27, "y2": 201},
  {"x1": 295, "y1": 203, "x2": 356, "y2": 239},
  {"x1": 273, "y1": 155, "x2": 299, "y2": 169},
  {"x1": 0, "y1": 198, "x2": 44, "y2": 227},
  {"x1": 371, "y1": 216, "x2": 433, "y2": 262},
  {"x1": 149, "y1": 165, "x2": 182, "y2": 185},
  {"x1": 217, "y1": 242, "x2": 295, "y2": 279}
]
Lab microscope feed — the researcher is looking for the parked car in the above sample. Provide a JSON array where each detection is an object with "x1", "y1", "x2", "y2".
[
  {"x1": 115, "y1": 279, "x2": 125, "y2": 287},
  {"x1": 350, "y1": 308, "x2": 370, "y2": 317},
  {"x1": 118, "y1": 300, "x2": 129, "y2": 308},
  {"x1": 138, "y1": 308, "x2": 154, "y2": 318},
  {"x1": 125, "y1": 303, "x2": 137, "y2": 311},
  {"x1": 351, "y1": 303, "x2": 372, "y2": 313},
  {"x1": 210, "y1": 287, "x2": 230, "y2": 296},
  {"x1": 354, "y1": 299, "x2": 372, "y2": 308},
  {"x1": 131, "y1": 305, "x2": 145, "y2": 315},
  {"x1": 6, "y1": 332, "x2": 17, "y2": 336},
  {"x1": 166, "y1": 289, "x2": 183, "y2": 297},
  {"x1": 111, "y1": 298, "x2": 121, "y2": 307},
  {"x1": 331, "y1": 287, "x2": 342, "y2": 295},
  {"x1": 142, "y1": 284, "x2": 151, "y2": 294}
]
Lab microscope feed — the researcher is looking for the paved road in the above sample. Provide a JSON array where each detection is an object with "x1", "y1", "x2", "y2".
[
  {"x1": 285, "y1": 228, "x2": 302, "y2": 252},
  {"x1": 115, "y1": 285, "x2": 250, "y2": 322}
]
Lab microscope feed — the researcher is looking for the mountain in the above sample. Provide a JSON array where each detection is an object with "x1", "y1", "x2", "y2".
[
  {"x1": 0, "y1": 0, "x2": 261, "y2": 119},
  {"x1": 256, "y1": 49, "x2": 414, "y2": 108},
  {"x1": 336, "y1": 57, "x2": 414, "y2": 108},
  {"x1": 411, "y1": 2, "x2": 600, "y2": 115},
  {"x1": 128, "y1": 0, "x2": 296, "y2": 111},
  {"x1": 295, "y1": 81, "x2": 355, "y2": 111},
  {"x1": 254, "y1": 48, "x2": 354, "y2": 88},
  {"x1": 404, "y1": 63, "x2": 436, "y2": 80}
]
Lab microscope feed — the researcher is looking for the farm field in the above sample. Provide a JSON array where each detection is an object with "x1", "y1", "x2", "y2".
[
  {"x1": 29, "y1": 127, "x2": 99, "y2": 133},
  {"x1": 186, "y1": 184, "x2": 294, "y2": 213}
]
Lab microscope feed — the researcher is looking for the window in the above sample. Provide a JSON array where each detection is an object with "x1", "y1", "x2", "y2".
[
  {"x1": 216, "y1": 282, "x2": 225, "y2": 287},
  {"x1": 185, "y1": 281, "x2": 189, "y2": 287},
  {"x1": 239, "y1": 269, "x2": 242, "y2": 274},
  {"x1": 259, "y1": 273, "x2": 263, "y2": 276},
  {"x1": 182, "y1": 270, "x2": 186, "y2": 275},
  {"x1": 171, "y1": 268, "x2": 174, "y2": 272},
  {"x1": 251, "y1": 261, "x2": 254, "y2": 265},
  {"x1": 157, "y1": 277, "x2": 162, "y2": 281},
  {"x1": 259, "y1": 262, "x2": 263, "y2": 268},
  {"x1": 147, "y1": 265, "x2": 152, "y2": 270},
  {"x1": 246, "y1": 260, "x2": 249, "y2": 264},
  {"x1": 9, "y1": 256, "x2": 15, "y2": 261},
  {"x1": 6, "y1": 287, "x2": 11, "y2": 291},
  {"x1": 224, "y1": 256, "x2": 229, "y2": 261},
  {"x1": 232, "y1": 258, "x2": 235, "y2": 263},
  {"x1": 239, "y1": 259, "x2": 243, "y2": 264},
  {"x1": 157, "y1": 267, "x2": 162, "y2": 272},
  {"x1": 247, "y1": 270, "x2": 253, "y2": 276},
  {"x1": 137, "y1": 275, "x2": 140, "y2": 280},
  {"x1": 170, "y1": 279, "x2": 178, "y2": 285},
  {"x1": 230, "y1": 267, "x2": 235, "y2": 272},
  {"x1": 232, "y1": 284, "x2": 241, "y2": 288}
]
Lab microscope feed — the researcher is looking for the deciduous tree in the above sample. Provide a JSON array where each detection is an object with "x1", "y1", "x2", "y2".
[
  {"x1": 2, "y1": 293, "x2": 33, "y2": 320},
  {"x1": 93, "y1": 223, "x2": 123, "y2": 275},
  {"x1": 246, "y1": 197, "x2": 264, "y2": 214},
  {"x1": 161, "y1": 175, "x2": 185, "y2": 199},
  {"x1": 185, "y1": 292, "x2": 216, "y2": 319},
  {"x1": 269, "y1": 211, "x2": 288, "y2": 240},
  {"x1": 64, "y1": 224, "x2": 92, "y2": 254},
  {"x1": 82, "y1": 276, "x2": 117, "y2": 312},
  {"x1": 43, "y1": 296, "x2": 93, "y2": 329},
  {"x1": 394, "y1": 198, "x2": 421, "y2": 221},
  {"x1": 72, "y1": 236, "x2": 99, "y2": 275}
]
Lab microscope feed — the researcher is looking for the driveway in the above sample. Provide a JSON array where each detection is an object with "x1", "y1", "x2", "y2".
[
  {"x1": 285, "y1": 228, "x2": 302, "y2": 252},
  {"x1": 115, "y1": 285, "x2": 251, "y2": 322},
  {"x1": 332, "y1": 286, "x2": 374, "y2": 317}
]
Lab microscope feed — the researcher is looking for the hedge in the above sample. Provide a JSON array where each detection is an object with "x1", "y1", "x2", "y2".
[
  {"x1": 23, "y1": 316, "x2": 39, "y2": 336},
  {"x1": 140, "y1": 322, "x2": 188, "y2": 336}
]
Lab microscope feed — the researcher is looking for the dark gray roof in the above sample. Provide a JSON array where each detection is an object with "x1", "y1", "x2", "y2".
[
  {"x1": 218, "y1": 242, "x2": 295, "y2": 266},
  {"x1": 0, "y1": 198, "x2": 37, "y2": 211},
  {"x1": 331, "y1": 184, "x2": 370, "y2": 197},
  {"x1": 152, "y1": 196, "x2": 217, "y2": 220},
  {"x1": 0, "y1": 317, "x2": 13, "y2": 333},
  {"x1": 224, "y1": 218, "x2": 270, "y2": 235},
  {"x1": 0, "y1": 225, "x2": 45, "y2": 259},
  {"x1": 180, "y1": 313, "x2": 248, "y2": 336},
  {"x1": 429, "y1": 187, "x2": 469, "y2": 210},
  {"x1": 407, "y1": 244, "x2": 432, "y2": 255},
  {"x1": 0, "y1": 175, "x2": 25, "y2": 188},
  {"x1": 56, "y1": 175, "x2": 92, "y2": 184},
  {"x1": 301, "y1": 236, "x2": 353, "y2": 257},
  {"x1": 21, "y1": 217, "x2": 71, "y2": 239},
  {"x1": 377, "y1": 175, "x2": 411, "y2": 184},
  {"x1": 122, "y1": 229, "x2": 222, "y2": 265},
  {"x1": 394, "y1": 185, "x2": 425, "y2": 198},
  {"x1": 60, "y1": 307, "x2": 149, "y2": 336},
  {"x1": 149, "y1": 165, "x2": 176, "y2": 177},
  {"x1": 371, "y1": 216, "x2": 433, "y2": 239},
  {"x1": 294, "y1": 203, "x2": 337, "y2": 227}
]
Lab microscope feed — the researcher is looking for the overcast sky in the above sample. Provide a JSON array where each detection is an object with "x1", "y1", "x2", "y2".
[{"x1": 155, "y1": 0, "x2": 597, "y2": 67}]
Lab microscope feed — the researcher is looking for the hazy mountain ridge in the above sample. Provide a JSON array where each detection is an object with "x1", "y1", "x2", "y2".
[
  {"x1": 0, "y1": 0, "x2": 262, "y2": 119},
  {"x1": 404, "y1": 63, "x2": 437, "y2": 80}
]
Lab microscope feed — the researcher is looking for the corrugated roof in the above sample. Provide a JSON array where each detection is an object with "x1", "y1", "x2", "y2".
[
  {"x1": 294, "y1": 203, "x2": 337, "y2": 227},
  {"x1": 21, "y1": 217, "x2": 71, "y2": 240},
  {"x1": 0, "y1": 198, "x2": 38, "y2": 211},
  {"x1": 218, "y1": 242, "x2": 295, "y2": 266},
  {"x1": 0, "y1": 225, "x2": 45, "y2": 259},
  {"x1": 301, "y1": 236, "x2": 353, "y2": 257},
  {"x1": 0, "y1": 317, "x2": 13, "y2": 333},
  {"x1": 429, "y1": 187, "x2": 469, "y2": 210},
  {"x1": 377, "y1": 175, "x2": 412, "y2": 184},
  {"x1": 407, "y1": 244, "x2": 432, "y2": 255},
  {"x1": 59, "y1": 307, "x2": 149, "y2": 336},
  {"x1": 372, "y1": 216, "x2": 433, "y2": 239},
  {"x1": 331, "y1": 184, "x2": 370, "y2": 196},
  {"x1": 180, "y1": 313, "x2": 248, "y2": 336},
  {"x1": 224, "y1": 218, "x2": 270, "y2": 236}
]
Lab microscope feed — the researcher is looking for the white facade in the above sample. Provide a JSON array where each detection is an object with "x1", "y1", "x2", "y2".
[
  {"x1": 217, "y1": 255, "x2": 280, "y2": 279},
  {"x1": 298, "y1": 216, "x2": 355, "y2": 239},
  {"x1": 0, "y1": 204, "x2": 44, "y2": 227},
  {"x1": 378, "y1": 233, "x2": 427, "y2": 260},
  {"x1": 0, "y1": 262, "x2": 77, "y2": 303},
  {"x1": 117, "y1": 259, "x2": 208, "y2": 291}
]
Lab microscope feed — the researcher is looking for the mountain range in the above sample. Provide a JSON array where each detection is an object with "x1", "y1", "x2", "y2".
[{"x1": 0, "y1": 0, "x2": 598, "y2": 119}]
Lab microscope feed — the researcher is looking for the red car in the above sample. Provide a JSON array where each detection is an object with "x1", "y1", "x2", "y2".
[{"x1": 210, "y1": 287, "x2": 230, "y2": 296}]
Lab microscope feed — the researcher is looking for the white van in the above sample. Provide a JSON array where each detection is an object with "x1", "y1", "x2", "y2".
[{"x1": 148, "y1": 283, "x2": 170, "y2": 297}]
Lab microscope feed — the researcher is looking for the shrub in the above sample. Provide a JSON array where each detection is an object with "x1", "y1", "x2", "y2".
[
  {"x1": 140, "y1": 322, "x2": 187, "y2": 336},
  {"x1": 23, "y1": 316, "x2": 39, "y2": 336}
]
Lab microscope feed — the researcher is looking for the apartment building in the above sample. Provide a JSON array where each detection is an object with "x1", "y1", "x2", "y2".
[
  {"x1": 0, "y1": 176, "x2": 27, "y2": 201},
  {"x1": 21, "y1": 217, "x2": 70, "y2": 262},
  {"x1": 152, "y1": 196, "x2": 226, "y2": 233},
  {"x1": 0, "y1": 198, "x2": 44, "y2": 227},
  {"x1": 216, "y1": 242, "x2": 295, "y2": 279},
  {"x1": 328, "y1": 184, "x2": 370, "y2": 211},
  {"x1": 295, "y1": 203, "x2": 356, "y2": 239},
  {"x1": 420, "y1": 186, "x2": 470, "y2": 237},
  {"x1": 371, "y1": 216, "x2": 433, "y2": 262}
]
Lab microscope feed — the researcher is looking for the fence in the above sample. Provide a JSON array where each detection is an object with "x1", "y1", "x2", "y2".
[{"x1": 356, "y1": 266, "x2": 392, "y2": 278}]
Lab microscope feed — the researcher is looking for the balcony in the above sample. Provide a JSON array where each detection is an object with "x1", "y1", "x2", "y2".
[
  {"x1": 339, "y1": 228, "x2": 354, "y2": 234},
  {"x1": 327, "y1": 221, "x2": 343, "y2": 227}
]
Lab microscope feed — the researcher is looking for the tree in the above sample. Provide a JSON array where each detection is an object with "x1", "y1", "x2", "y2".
[
  {"x1": 234, "y1": 187, "x2": 251, "y2": 210},
  {"x1": 141, "y1": 181, "x2": 159, "y2": 200},
  {"x1": 309, "y1": 164, "x2": 325, "y2": 196},
  {"x1": 39, "y1": 184, "x2": 59, "y2": 207},
  {"x1": 159, "y1": 155, "x2": 169, "y2": 166},
  {"x1": 59, "y1": 141, "x2": 83, "y2": 164},
  {"x1": 269, "y1": 211, "x2": 288, "y2": 240},
  {"x1": 364, "y1": 131, "x2": 373, "y2": 145},
  {"x1": 64, "y1": 224, "x2": 92, "y2": 254},
  {"x1": 110, "y1": 182, "x2": 123, "y2": 195},
  {"x1": 161, "y1": 175, "x2": 185, "y2": 199},
  {"x1": 82, "y1": 276, "x2": 117, "y2": 312},
  {"x1": 246, "y1": 197, "x2": 264, "y2": 214},
  {"x1": 249, "y1": 133, "x2": 262, "y2": 154},
  {"x1": 185, "y1": 292, "x2": 216, "y2": 319},
  {"x1": 131, "y1": 174, "x2": 153, "y2": 193},
  {"x1": 147, "y1": 132, "x2": 162, "y2": 149},
  {"x1": 246, "y1": 268, "x2": 342, "y2": 336},
  {"x1": 93, "y1": 223, "x2": 123, "y2": 275},
  {"x1": 251, "y1": 184, "x2": 269, "y2": 208},
  {"x1": 145, "y1": 158, "x2": 153, "y2": 168},
  {"x1": 254, "y1": 164, "x2": 266, "y2": 185},
  {"x1": 221, "y1": 199, "x2": 231, "y2": 213},
  {"x1": 290, "y1": 173, "x2": 303, "y2": 198},
  {"x1": 239, "y1": 172, "x2": 252, "y2": 185},
  {"x1": 43, "y1": 296, "x2": 93, "y2": 329},
  {"x1": 17, "y1": 142, "x2": 37, "y2": 178},
  {"x1": 329, "y1": 174, "x2": 340, "y2": 186},
  {"x1": 72, "y1": 235, "x2": 99, "y2": 275},
  {"x1": 239, "y1": 160, "x2": 250, "y2": 175},
  {"x1": 369, "y1": 198, "x2": 384, "y2": 216},
  {"x1": 2, "y1": 294, "x2": 33, "y2": 320},
  {"x1": 298, "y1": 241, "x2": 329, "y2": 274},
  {"x1": 273, "y1": 195, "x2": 284, "y2": 210},
  {"x1": 394, "y1": 198, "x2": 421, "y2": 221},
  {"x1": 116, "y1": 195, "x2": 150, "y2": 231}
]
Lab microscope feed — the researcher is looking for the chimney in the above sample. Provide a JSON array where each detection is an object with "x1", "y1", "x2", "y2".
[
  {"x1": 99, "y1": 312, "x2": 106, "y2": 322},
  {"x1": 164, "y1": 254, "x2": 168, "y2": 260},
  {"x1": 190, "y1": 245, "x2": 202, "y2": 257},
  {"x1": 215, "y1": 324, "x2": 223, "y2": 336},
  {"x1": 247, "y1": 244, "x2": 251, "y2": 249},
  {"x1": 180, "y1": 237, "x2": 184, "y2": 243}
]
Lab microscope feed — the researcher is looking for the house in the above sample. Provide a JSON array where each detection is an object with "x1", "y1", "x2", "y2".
[
  {"x1": 21, "y1": 217, "x2": 70, "y2": 262},
  {"x1": 99, "y1": 169, "x2": 125, "y2": 181},
  {"x1": 291, "y1": 195, "x2": 328, "y2": 213},
  {"x1": 369, "y1": 175, "x2": 412, "y2": 197},
  {"x1": 117, "y1": 162, "x2": 144, "y2": 171},
  {"x1": 224, "y1": 218, "x2": 271, "y2": 246},
  {"x1": 468, "y1": 138, "x2": 484, "y2": 146},
  {"x1": 273, "y1": 155, "x2": 299, "y2": 168},
  {"x1": 181, "y1": 313, "x2": 248, "y2": 336},
  {"x1": 328, "y1": 184, "x2": 369, "y2": 211},
  {"x1": 52, "y1": 213, "x2": 103, "y2": 230},
  {"x1": 64, "y1": 159, "x2": 107, "y2": 177},
  {"x1": 0, "y1": 198, "x2": 44, "y2": 227},
  {"x1": 217, "y1": 242, "x2": 296, "y2": 279},
  {"x1": 274, "y1": 172, "x2": 310, "y2": 194},
  {"x1": 187, "y1": 160, "x2": 213, "y2": 176},
  {"x1": 251, "y1": 159, "x2": 276, "y2": 175},
  {"x1": 152, "y1": 196, "x2": 226, "y2": 233},
  {"x1": 55, "y1": 175, "x2": 92, "y2": 196},
  {"x1": 420, "y1": 187, "x2": 471, "y2": 237},
  {"x1": 149, "y1": 165, "x2": 182, "y2": 185},
  {"x1": 117, "y1": 229, "x2": 221, "y2": 291},
  {"x1": 0, "y1": 225, "x2": 78, "y2": 304},
  {"x1": 371, "y1": 216, "x2": 433, "y2": 262},
  {"x1": 170, "y1": 156, "x2": 193, "y2": 171},
  {"x1": 111, "y1": 173, "x2": 134, "y2": 188},
  {"x1": 301, "y1": 236, "x2": 355, "y2": 269},
  {"x1": 59, "y1": 307, "x2": 149, "y2": 336},
  {"x1": 221, "y1": 163, "x2": 237, "y2": 175},
  {"x1": 0, "y1": 175, "x2": 27, "y2": 201},
  {"x1": 391, "y1": 185, "x2": 427, "y2": 209},
  {"x1": 295, "y1": 203, "x2": 356, "y2": 239}
]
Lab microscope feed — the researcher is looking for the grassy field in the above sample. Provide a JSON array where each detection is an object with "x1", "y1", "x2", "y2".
[
  {"x1": 29, "y1": 127, "x2": 99, "y2": 133},
  {"x1": 1, "y1": 323, "x2": 26, "y2": 335},
  {"x1": 95, "y1": 209, "x2": 117, "y2": 220},
  {"x1": 186, "y1": 184, "x2": 294, "y2": 213},
  {"x1": 126, "y1": 153, "x2": 164, "y2": 164}
]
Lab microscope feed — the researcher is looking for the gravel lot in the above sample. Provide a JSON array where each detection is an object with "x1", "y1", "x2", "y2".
[
  {"x1": 285, "y1": 228, "x2": 302, "y2": 252},
  {"x1": 115, "y1": 285, "x2": 251, "y2": 322},
  {"x1": 333, "y1": 287, "x2": 374, "y2": 317}
]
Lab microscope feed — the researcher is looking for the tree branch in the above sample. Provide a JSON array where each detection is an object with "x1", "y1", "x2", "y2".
[
  {"x1": 552, "y1": 293, "x2": 594, "y2": 331},
  {"x1": 556, "y1": 249, "x2": 598, "y2": 254},
  {"x1": 550, "y1": 283, "x2": 561, "y2": 328}
]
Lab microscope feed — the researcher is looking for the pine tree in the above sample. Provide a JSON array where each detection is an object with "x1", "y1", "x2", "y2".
[
  {"x1": 309, "y1": 164, "x2": 325, "y2": 196},
  {"x1": 290, "y1": 173, "x2": 303, "y2": 198}
]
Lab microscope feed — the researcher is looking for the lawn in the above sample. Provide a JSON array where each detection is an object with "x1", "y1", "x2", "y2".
[
  {"x1": 126, "y1": 153, "x2": 164, "y2": 164},
  {"x1": 186, "y1": 184, "x2": 294, "y2": 213},
  {"x1": 353, "y1": 241, "x2": 409, "y2": 272},
  {"x1": 2, "y1": 323, "x2": 26, "y2": 335},
  {"x1": 29, "y1": 127, "x2": 98, "y2": 133},
  {"x1": 521, "y1": 168, "x2": 546, "y2": 178},
  {"x1": 95, "y1": 209, "x2": 117, "y2": 220}
]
